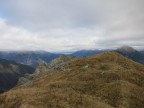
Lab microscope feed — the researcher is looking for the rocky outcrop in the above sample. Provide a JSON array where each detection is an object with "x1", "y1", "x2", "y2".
[{"x1": 16, "y1": 55, "x2": 76, "y2": 87}]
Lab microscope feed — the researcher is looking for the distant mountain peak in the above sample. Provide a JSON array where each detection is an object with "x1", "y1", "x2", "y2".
[
  {"x1": 115, "y1": 46, "x2": 144, "y2": 64},
  {"x1": 117, "y1": 46, "x2": 136, "y2": 53}
]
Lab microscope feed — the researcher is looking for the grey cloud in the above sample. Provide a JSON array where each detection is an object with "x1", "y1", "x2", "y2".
[
  {"x1": 2, "y1": 0, "x2": 143, "y2": 30},
  {"x1": 0, "y1": 0, "x2": 144, "y2": 51}
]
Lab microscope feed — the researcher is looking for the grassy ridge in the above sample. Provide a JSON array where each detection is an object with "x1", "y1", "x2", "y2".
[{"x1": 0, "y1": 52, "x2": 144, "y2": 108}]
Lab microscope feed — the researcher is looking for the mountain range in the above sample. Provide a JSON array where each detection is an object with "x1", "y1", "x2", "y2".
[
  {"x1": 72, "y1": 46, "x2": 144, "y2": 65},
  {"x1": 0, "y1": 46, "x2": 144, "y2": 108},
  {"x1": 0, "y1": 51, "x2": 60, "y2": 67},
  {"x1": 72, "y1": 49, "x2": 110, "y2": 57},
  {"x1": 0, "y1": 52, "x2": 143, "y2": 108},
  {"x1": 0, "y1": 50, "x2": 110, "y2": 69},
  {"x1": 0, "y1": 46, "x2": 143, "y2": 69}
]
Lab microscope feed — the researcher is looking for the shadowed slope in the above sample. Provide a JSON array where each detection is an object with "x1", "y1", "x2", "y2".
[{"x1": 0, "y1": 59, "x2": 35, "y2": 93}]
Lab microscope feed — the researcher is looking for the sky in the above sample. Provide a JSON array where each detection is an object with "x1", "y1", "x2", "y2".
[{"x1": 0, "y1": 0, "x2": 144, "y2": 52}]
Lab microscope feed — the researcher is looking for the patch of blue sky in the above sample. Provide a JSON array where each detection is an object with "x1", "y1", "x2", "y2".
[{"x1": 0, "y1": 9, "x2": 4, "y2": 18}]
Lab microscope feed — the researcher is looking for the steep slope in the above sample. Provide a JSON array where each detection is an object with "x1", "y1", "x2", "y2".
[
  {"x1": 16, "y1": 54, "x2": 76, "y2": 86},
  {"x1": 36, "y1": 54, "x2": 76, "y2": 74},
  {"x1": 0, "y1": 59, "x2": 35, "y2": 93},
  {"x1": 0, "y1": 52, "x2": 144, "y2": 108},
  {"x1": 72, "y1": 49, "x2": 110, "y2": 57},
  {"x1": 0, "y1": 51, "x2": 60, "y2": 67},
  {"x1": 115, "y1": 46, "x2": 144, "y2": 64}
]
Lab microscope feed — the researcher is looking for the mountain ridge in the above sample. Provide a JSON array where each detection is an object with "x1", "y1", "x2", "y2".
[
  {"x1": 0, "y1": 51, "x2": 60, "y2": 67},
  {"x1": 0, "y1": 52, "x2": 143, "y2": 108}
]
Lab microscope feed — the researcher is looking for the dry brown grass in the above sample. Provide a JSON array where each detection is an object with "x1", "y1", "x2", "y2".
[{"x1": 0, "y1": 52, "x2": 144, "y2": 108}]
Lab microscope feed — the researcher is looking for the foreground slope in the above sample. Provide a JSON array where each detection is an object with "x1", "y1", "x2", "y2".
[{"x1": 0, "y1": 52, "x2": 144, "y2": 108}]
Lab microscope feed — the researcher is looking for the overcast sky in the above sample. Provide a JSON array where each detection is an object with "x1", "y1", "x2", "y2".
[{"x1": 0, "y1": 0, "x2": 144, "y2": 52}]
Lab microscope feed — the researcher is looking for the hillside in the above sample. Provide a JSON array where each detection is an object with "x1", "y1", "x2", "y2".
[
  {"x1": 0, "y1": 51, "x2": 60, "y2": 67},
  {"x1": 0, "y1": 52, "x2": 144, "y2": 108},
  {"x1": 16, "y1": 54, "x2": 76, "y2": 86},
  {"x1": 35, "y1": 54, "x2": 76, "y2": 74},
  {"x1": 0, "y1": 59, "x2": 35, "y2": 93},
  {"x1": 115, "y1": 46, "x2": 144, "y2": 64}
]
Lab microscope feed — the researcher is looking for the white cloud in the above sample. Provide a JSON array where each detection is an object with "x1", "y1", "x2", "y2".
[
  {"x1": 0, "y1": 0, "x2": 144, "y2": 51},
  {"x1": 0, "y1": 18, "x2": 101, "y2": 51}
]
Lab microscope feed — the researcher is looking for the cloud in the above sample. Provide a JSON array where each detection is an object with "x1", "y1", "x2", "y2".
[
  {"x1": 0, "y1": 18, "x2": 101, "y2": 51},
  {"x1": 0, "y1": 0, "x2": 144, "y2": 51}
]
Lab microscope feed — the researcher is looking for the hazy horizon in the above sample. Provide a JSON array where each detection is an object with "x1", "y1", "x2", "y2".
[
  {"x1": 0, "y1": 45, "x2": 143, "y2": 54},
  {"x1": 0, "y1": 0, "x2": 144, "y2": 52}
]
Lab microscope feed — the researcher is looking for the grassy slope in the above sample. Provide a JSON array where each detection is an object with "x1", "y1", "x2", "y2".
[{"x1": 0, "y1": 52, "x2": 144, "y2": 108}]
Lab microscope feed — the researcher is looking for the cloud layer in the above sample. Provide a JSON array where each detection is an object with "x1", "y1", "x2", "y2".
[{"x1": 0, "y1": 0, "x2": 144, "y2": 52}]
